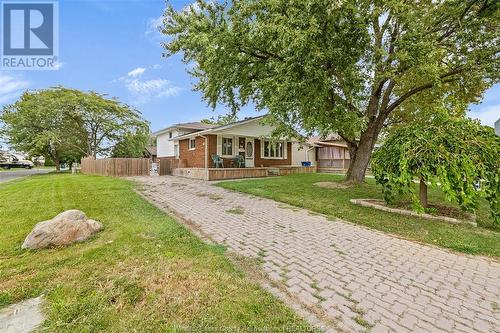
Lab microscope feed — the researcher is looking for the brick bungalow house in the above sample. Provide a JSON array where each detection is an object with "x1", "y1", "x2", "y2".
[
  {"x1": 172, "y1": 116, "x2": 296, "y2": 168},
  {"x1": 153, "y1": 116, "x2": 319, "y2": 180},
  {"x1": 155, "y1": 116, "x2": 351, "y2": 180}
]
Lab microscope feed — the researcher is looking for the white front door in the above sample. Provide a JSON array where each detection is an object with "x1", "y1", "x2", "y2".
[{"x1": 245, "y1": 138, "x2": 254, "y2": 167}]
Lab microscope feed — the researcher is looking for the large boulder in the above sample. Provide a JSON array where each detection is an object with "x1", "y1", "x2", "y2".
[{"x1": 22, "y1": 210, "x2": 103, "y2": 249}]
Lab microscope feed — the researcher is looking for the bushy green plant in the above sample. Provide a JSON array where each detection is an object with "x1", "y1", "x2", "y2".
[{"x1": 372, "y1": 112, "x2": 500, "y2": 225}]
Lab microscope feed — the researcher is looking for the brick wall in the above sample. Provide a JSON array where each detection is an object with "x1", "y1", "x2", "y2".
[
  {"x1": 179, "y1": 136, "x2": 207, "y2": 168},
  {"x1": 254, "y1": 139, "x2": 292, "y2": 167},
  {"x1": 180, "y1": 135, "x2": 292, "y2": 168}
]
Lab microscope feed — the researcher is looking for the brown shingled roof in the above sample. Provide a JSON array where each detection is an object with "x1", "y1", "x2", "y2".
[{"x1": 153, "y1": 122, "x2": 217, "y2": 136}]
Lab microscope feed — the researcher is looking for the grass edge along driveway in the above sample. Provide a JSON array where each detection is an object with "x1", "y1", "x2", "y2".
[
  {"x1": 0, "y1": 174, "x2": 311, "y2": 332},
  {"x1": 217, "y1": 173, "x2": 500, "y2": 258}
]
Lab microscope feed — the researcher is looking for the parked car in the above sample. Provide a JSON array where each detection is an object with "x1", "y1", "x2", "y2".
[{"x1": 0, "y1": 155, "x2": 34, "y2": 169}]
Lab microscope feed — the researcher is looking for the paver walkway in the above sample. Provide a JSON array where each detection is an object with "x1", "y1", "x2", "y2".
[{"x1": 135, "y1": 176, "x2": 500, "y2": 333}]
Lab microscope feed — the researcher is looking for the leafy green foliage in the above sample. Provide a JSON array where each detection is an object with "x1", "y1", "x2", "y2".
[
  {"x1": 0, "y1": 89, "x2": 84, "y2": 169},
  {"x1": 162, "y1": 0, "x2": 500, "y2": 181},
  {"x1": 201, "y1": 113, "x2": 238, "y2": 125},
  {"x1": 0, "y1": 87, "x2": 150, "y2": 166},
  {"x1": 372, "y1": 112, "x2": 500, "y2": 225},
  {"x1": 111, "y1": 130, "x2": 150, "y2": 158}
]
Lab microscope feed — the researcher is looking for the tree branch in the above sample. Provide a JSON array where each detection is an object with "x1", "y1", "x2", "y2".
[{"x1": 384, "y1": 68, "x2": 464, "y2": 116}]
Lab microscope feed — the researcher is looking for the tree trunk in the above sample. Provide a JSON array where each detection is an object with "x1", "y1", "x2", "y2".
[
  {"x1": 419, "y1": 178, "x2": 428, "y2": 208},
  {"x1": 55, "y1": 158, "x2": 61, "y2": 172},
  {"x1": 345, "y1": 127, "x2": 378, "y2": 183}
]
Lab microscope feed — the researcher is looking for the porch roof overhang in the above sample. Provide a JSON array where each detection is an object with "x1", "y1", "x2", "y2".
[
  {"x1": 169, "y1": 115, "x2": 290, "y2": 141},
  {"x1": 152, "y1": 122, "x2": 217, "y2": 137},
  {"x1": 313, "y1": 141, "x2": 348, "y2": 148}
]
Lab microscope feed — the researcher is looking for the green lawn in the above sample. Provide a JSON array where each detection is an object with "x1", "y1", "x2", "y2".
[
  {"x1": 0, "y1": 174, "x2": 309, "y2": 331},
  {"x1": 217, "y1": 173, "x2": 500, "y2": 257}
]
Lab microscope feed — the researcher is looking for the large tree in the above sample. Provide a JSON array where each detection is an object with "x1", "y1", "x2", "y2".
[
  {"x1": 162, "y1": 0, "x2": 499, "y2": 182},
  {"x1": 111, "y1": 129, "x2": 151, "y2": 158},
  {"x1": 60, "y1": 88, "x2": 150, "y2": 158},
  {"x1": 1, "y1": 88, "x2": 150, "y2": 169},
  {"x1": 0, "y1": 89, "x2": 83, "y2": 171}
]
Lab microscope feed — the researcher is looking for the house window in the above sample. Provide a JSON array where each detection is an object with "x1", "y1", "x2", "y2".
[
  {"x1": 189, "y1": 138, "x2": 196, "y2": 150},
  {"x1": 263, "y1": 140, "x2": 284, "y2": 158},
  {"x1": 169, "y1": 131, "x2": 173, "y2": 139},
  {"x1": 222, "y1": 137, "x2": 233, "y2": 156},
  {"x1": 174, "y1": 144, "x2": 179, "y2": 158}
]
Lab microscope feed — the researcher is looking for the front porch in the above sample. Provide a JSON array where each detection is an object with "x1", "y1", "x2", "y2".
[{"x1": 172, "y1": 165, "x2": 316, "y2": 181}]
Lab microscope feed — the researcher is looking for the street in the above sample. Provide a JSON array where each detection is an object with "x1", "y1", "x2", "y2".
[{"x1": 0, "y1": 169, "x2": 53, "y2": 183}]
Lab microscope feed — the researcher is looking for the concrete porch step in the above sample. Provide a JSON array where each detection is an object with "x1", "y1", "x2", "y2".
[{"x1": 266, "y1": 168, "x2": 280, "y2": 176}]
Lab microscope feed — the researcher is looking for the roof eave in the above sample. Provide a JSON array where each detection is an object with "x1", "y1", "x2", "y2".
[
  {"x1": 169, "y1": 129, "x2": 214, "y2": 141},
  {"x1": 153, "y1": 124, "x2": 215, "y2": 136},
  {"x1": 168, "y1": 116, "x2": 267, "y2": 141}
]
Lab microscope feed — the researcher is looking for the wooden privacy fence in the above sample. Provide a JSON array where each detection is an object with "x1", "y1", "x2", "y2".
[
  {"x1": 81, "y1": 157, "x2": 151, "y2": 177},
  {"x1": 159, "y1": 158, "x2": 186, "y2": 176}
]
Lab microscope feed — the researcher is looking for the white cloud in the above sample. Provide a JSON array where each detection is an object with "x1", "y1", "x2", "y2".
[
  {"x1": 128, "y1": 67, "x2": 146, "y2": 78},
  {"x1": 468, "y1": 105, "x2": 500, "y2": 128},
  {"x1": 126, "y1": 78, "x2": 170, "y2": 95},
  {"x1": 0, "y1": 74, "x2": 30, "y2": 105},
  {"x1": 53, "y1": 60, "x2": 64, "y2": 70},
  {"x1": 157, "y1": 86, "x2": 182, "y2": 98},
  {"x1": 118, "y1": 66, "x2": 181, "y2": 104},
  {"x1": 145, "y1": 15, "x2": 164, "y2": 44}
]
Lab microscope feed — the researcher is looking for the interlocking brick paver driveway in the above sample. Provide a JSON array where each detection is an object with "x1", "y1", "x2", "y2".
[{"x1": 135, "y1": 176, "x2": 500, "y2": 333}]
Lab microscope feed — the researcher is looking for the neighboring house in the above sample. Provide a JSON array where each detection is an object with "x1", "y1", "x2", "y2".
[
  {"x1": 495, "y1": 118, "x2": 500, "y2": 136},
  {"x1": 153, "y1": 122, "x2": 217, "y2": 158}
]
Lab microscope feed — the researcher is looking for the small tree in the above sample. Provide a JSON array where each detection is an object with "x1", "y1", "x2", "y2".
[{"x1": 371, "y1": 112, "x2": 500, "y2": 226}]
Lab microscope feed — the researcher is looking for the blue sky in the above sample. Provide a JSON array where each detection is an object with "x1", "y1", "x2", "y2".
[{"x1": 0, "y1": 0, "x2": 498, "y2": 133}]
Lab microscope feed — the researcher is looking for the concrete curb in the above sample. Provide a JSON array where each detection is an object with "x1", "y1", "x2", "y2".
[{"x1": 350, "y1": 199, "x2": 477, "y2": 227}]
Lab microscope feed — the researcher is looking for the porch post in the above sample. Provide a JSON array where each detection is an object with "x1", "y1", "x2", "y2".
[
  {"x1": 201, "y1": 135, "x2": 208, "y2": 169},
  {"x1": 343, "y1": 148, "x2": 346, "y2": 170}
]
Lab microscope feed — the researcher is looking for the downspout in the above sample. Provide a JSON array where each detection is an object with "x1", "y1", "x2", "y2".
[{"x1": 306, "y1": 146, "x2": 315, "y2": 162}]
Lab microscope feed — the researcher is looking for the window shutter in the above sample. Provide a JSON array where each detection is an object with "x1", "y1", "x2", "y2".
[{"x1": 217, "y1": 135, "x2": 222, "y2": 156}]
